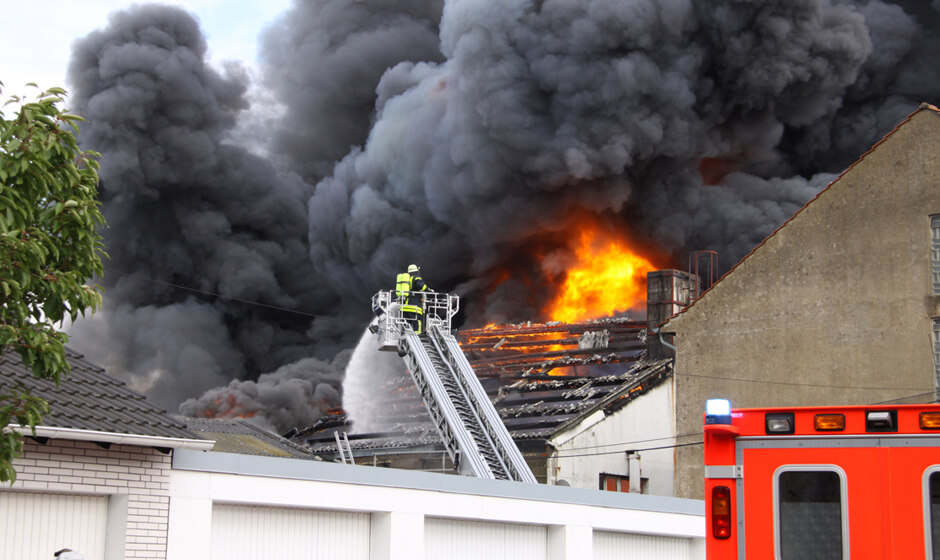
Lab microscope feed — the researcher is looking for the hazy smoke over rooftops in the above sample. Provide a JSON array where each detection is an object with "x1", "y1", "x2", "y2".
[{"x1": 64, "y1": 0, "x2": 940, "y2": 432}]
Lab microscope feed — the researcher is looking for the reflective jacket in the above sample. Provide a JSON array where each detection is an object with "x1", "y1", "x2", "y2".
[{"x1": 395, "y1": 272, "x2": 429, "y2": 312}]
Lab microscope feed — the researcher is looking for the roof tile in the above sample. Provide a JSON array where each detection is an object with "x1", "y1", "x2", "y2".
[{"x1": 0, "y1": 347, "x2": 202, "y2": 441}]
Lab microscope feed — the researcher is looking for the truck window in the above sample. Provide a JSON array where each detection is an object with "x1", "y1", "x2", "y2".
[
  {"x1": 775, "y1": 468, "x2": 846, "y2": 560},
  {"x1": 928, "y1": 470, "x2": 940, "y2": 560}
]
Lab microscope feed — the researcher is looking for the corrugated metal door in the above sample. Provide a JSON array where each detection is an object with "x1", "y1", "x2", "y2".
[
  {"x1": 210, "y1": 504, "x2": 370, "y2": 560},
  {"x1": 594, "y1": 531, "x2": 694, "y2": 560},
  {"x1": 425, "y1": 517, "x2": 547, "y2": 560},
  {"x1": 0, "y1": 491, "x2": 107, "y2": 560}
]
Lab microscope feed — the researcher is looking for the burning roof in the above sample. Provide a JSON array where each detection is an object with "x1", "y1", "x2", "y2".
[
  {"x1": 297, "y1": 318, "x2": 671, "y2": 465},
  {"x1": 459, "y1": 317, "x2": 647, "y2": 378}
]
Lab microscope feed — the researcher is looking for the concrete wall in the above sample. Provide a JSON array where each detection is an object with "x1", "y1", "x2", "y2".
[
  {"x1": 668, "y1": 107, "x2": 940, "y2": 499},
  {"x1": 4, "y1": 439, "x2": 172, "y2": 559},
  {"x1": 548, "y1": 381, "x2": 678, "y2": 496},
  {"x1": 168, "y1": 449, "x2": 705, "y2": 560}
]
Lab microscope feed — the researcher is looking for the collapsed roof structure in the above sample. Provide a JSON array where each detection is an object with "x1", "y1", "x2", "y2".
[{"x1": 292, "y1": 289, "x2": 686, "y2": 481}]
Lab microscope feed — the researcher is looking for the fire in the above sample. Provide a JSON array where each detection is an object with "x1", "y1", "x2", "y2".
[
  {"x1": 201, "y1": 393, "x2": 257, "y2": 420},
  {"x1": 545, "y1": 224, "x2": 657, "y2": 323}
]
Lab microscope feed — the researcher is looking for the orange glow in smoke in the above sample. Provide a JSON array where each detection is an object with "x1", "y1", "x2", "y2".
[
  {"x1": 545, "y1": 224, "x2": 657, "y2": 323},
  {"x1": 201, "y1": 393, "x2": 256, "y2": 420}
]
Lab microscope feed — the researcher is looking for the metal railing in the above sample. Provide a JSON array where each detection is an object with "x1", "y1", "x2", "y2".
[
  {"x1": 372, "y1": 290, "x2": 459, "y2": 351},
  {"x1": 371, "y1": 290, "x2": 535, "y2": 482}
]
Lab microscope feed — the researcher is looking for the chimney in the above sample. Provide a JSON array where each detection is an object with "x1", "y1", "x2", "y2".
[{"x1": 646, "y1": 269, "x2": 697, "y2": 360}]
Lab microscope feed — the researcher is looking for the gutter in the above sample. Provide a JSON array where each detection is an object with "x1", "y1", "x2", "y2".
[
  {"x1": 651, "y1": 327, "x2": 677, "y2": 353},
  {"x1": 658, "y1": 331, "x2": 677, "y2": 353},
  {"x1": 6, "y1": 424, "x2": 215, "y2": 451}
]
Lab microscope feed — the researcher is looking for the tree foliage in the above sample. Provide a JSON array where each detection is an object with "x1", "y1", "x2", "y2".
[{"x1": 0, "y1": 83, "x2": 106, "y2": 482}]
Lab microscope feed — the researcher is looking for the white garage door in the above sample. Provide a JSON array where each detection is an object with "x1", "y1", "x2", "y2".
[
  {"x1": 211, "y1": 504, "x2": 370, "y2": 560},
  {"x1": 425, "y1": 517, "x2": 547, "y2": 560},
  {"x1": 0, "y1": 491, "x2": 107, "y2": 560},
  {"x1": 594, "y1": 531, "x2": 694, "y2": 560}
]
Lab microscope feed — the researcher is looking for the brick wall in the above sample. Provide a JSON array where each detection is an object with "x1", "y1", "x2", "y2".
[{"x1": 7, "y1": 438, "x2": 172, "y2": 559}]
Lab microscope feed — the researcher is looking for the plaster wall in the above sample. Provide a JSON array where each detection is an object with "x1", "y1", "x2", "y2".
[
  {"x1": 168, "y1": 450, "x2": 705, "y2": 560},
  {"x1": 548, "y1": 381, "x2": 678, "y2": 496},
  {"x1": 668, "y1": 108, "x2": 940, "y2": 499}
]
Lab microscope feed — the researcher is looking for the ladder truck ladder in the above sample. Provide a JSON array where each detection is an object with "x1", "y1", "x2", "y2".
[{"x1": 371, "y1": 290, "x2": 536, "y2": 483}]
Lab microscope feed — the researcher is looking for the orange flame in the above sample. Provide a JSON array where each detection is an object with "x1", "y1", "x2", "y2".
[{"x1": 545, "y1": 223, "x2": 657, "y2": 323}]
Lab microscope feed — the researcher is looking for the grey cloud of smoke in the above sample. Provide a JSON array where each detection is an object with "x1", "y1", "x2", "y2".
[
  {"x1": 64, "y1": 0, "x2": 940, "y2": 433},
  {"x1": 178, "y1": 352, "x2": 348, "y2": 433},
  {"x1": 65, "y1": 4, "x2": 340, "y2": 420},
  {"x1": 260, "y1": 0, "x2": 444, "y2": 181}
]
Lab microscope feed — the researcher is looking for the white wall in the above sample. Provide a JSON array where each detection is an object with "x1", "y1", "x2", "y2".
[
  {"x1": 168, "y1": 450, "x2": 704, "y2": 560},
  {"x1": 549, "y1": 381, "x2": 677, "y2": 496}
]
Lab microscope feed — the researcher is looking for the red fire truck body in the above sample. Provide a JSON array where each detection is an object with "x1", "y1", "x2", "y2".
[{"x1": 703, "y1": 402, "x2": 940, "y2": 559}]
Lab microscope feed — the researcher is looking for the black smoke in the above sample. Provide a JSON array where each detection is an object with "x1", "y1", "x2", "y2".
[
  {"x1": 260, "y1": 0, "x2": 444, "y2": 181},
  {"x1": 65, "y1": 4, "x2": 336, "y2": 412},
  {"x1": 64, "y1": 0, "x2": 940, "y2": 432}
]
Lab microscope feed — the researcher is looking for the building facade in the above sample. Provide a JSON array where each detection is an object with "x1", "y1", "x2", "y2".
[{"x1": 665, "y1": 104, "x2": 940, "y2": 498}]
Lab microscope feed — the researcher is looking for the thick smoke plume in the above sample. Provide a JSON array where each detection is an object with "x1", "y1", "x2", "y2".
[{"x1": 64, "y1": 0, "x2": 940, "y2": 433}]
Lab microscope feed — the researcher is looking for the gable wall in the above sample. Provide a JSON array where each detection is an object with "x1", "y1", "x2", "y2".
[
  {"x1": 669, "y1": 109, "x2": 940, "y2": 498},
  {"x1": 548, "y1": 380, "x2": 678, "y2": 495}
]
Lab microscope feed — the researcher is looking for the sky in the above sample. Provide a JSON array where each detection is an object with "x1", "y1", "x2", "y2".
[{"x1": 0, "y1": 0, "x2": 290, "y2": 97}]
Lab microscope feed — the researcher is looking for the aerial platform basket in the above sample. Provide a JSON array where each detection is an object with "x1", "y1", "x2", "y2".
[{"x1": 371, "y1": 290, "x2": 459, "y2": 351}]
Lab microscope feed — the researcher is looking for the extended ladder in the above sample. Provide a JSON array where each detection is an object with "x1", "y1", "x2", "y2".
[{"x1": 371, "y1": 291, "x2": 536, "y2": 482}]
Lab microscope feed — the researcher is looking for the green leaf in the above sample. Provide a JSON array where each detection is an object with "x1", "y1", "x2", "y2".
[{"x1": 0, "y1": 85, "x2": 106, "y2": 483}]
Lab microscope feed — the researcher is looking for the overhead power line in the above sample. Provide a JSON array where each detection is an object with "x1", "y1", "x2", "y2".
[
  {"x1": 107, "y1": 269, "x2": 322, "y2": 319},
  {"x1": 553, "y1": 440, "x2": 704, "y2": 459},
  {"x1": 550, "y1": 432, "x2": 705, "y2": 454},
  {"x1": 676, "y1": 371, "x2": 932, "y2": 393}
]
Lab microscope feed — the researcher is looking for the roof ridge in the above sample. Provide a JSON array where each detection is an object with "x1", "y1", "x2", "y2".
[{"x1": 664, "y1": 102, "x2": 935, "y2": 324}]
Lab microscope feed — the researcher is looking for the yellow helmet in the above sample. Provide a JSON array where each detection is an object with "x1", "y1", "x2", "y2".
[{"x1": 407, "y1": 264, "x2": 419, "y2": 274}]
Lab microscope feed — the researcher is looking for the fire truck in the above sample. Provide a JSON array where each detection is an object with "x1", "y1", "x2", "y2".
[{"x1": 703, "y1": 399, "x2": 940, "y2": 559}]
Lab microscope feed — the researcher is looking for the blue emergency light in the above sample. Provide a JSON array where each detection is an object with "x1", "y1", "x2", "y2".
[{"x1": 705, "y1": 398, "x2": 732, "y2": 425}]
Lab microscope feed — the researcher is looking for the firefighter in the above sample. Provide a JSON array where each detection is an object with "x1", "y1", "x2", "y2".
[{"x1": 395, "y1": 264, "x2": 430, "y2": 335}]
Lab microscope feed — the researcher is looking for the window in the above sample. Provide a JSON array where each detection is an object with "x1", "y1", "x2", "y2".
[
  {"x1": 932, "y1": 215, "x2": 940, "y2": 295},
  {"x1": 600, "y1": 473, "x2": 630, "y2": 492},
  {"x1": 925, "y1": 469, "x2": 940, "y2": 560},
  {"x1": 774, "y1": 467, "x2": 847, "y2": 560},
  {"x1": 598, "y1": 473, "x2": 647, "y2": 493}
]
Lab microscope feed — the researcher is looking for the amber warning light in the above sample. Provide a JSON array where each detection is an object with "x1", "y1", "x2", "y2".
[
  {"x1": 814, "y1": 413, "x2": 846, "y2": 431},
  {"x1": 921, "y1": 412, "x2": 940, "y2": 429}
]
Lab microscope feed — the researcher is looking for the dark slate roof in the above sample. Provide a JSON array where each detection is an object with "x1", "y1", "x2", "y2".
[
  {"x1": 180, "y1": 417, "x2": 313, "y2": 459},
  {"x1": 294, "y1": 318, "x2": 672, "y2": 462},
  {"x1": 0, "y1": 347, "x2": 202, "y2": 441},
  {"x1": 301, "y1": 357, "x2": 673, "y2": 457}
]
